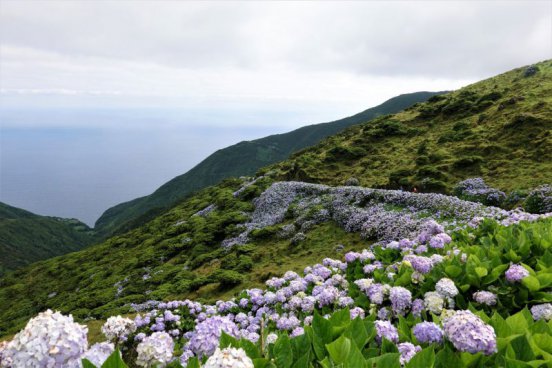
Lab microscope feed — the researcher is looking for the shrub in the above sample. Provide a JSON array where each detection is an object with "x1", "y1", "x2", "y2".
[
  {"x1": 453, "y1": 177, "x2": 506, "y2": 206},
  {"x1": 213, "y1": 270, "x2": 244, "y2": 289},
  {"x1": 452, "y1": 156, "x2": 483, "y2": 169},
  {"x1": 523, "y1": 185, "x2": 552, "y2": 214},
  {"x1": 344, "y1": 177, "x2": 360, "y2": 186}
]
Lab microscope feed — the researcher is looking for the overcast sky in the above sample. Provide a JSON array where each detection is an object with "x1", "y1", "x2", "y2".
[{"x1": 1, "y1": 0, "x2": 551, "y2": 126}]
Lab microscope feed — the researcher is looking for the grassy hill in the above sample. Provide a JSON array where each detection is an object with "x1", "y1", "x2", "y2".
[
  {"x1": 268, "y1": 60, "x2": 552, "y2": 192},
  {"x1": 0, "y1": 61, "x2": 551, "y2": 339},
  {"x1": 0, "y1": 202, "x2": 95, "y2": 274},
  {"x1": 94, "y1": 91, "x2": 443, "y2": 238}
]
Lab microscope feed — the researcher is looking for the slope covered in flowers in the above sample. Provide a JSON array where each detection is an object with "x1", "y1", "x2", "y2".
[{"x1": 1, "y1": 208, "x2": 551, "y2": 367}]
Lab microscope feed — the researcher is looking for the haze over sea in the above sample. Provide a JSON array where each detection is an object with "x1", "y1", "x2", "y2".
[{"x1": 0, "y1": 106, "x2": 352, "y2": 226}]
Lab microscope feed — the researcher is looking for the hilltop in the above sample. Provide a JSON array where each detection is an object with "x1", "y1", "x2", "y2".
[
  {"x1": 268, "y1": 60, "x2": 552, "y2": 192},
  {"x1": 94, "y1": 92, "x2": 443, "y2": 238},
  {"x1": 0, "y1": 202, "x2": 95, "y2": 274}
]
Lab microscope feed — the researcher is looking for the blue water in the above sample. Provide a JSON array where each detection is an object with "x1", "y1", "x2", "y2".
[{"x1": 0, "y1": 107, "x2": 343, "y2": 225}]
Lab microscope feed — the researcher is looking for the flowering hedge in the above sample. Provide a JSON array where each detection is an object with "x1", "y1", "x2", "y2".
[{"x1": 1, "y1": 213, "x2": 550, "y2": 367}]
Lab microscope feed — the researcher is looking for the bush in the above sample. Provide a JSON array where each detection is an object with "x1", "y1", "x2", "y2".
[
  {"x1": 453, "y1": 156, "x2": 483, "y2": 169},
  {"x1": 344, "y1": 177, "x2": 360, "y2": 186},
  {"x1": 453, "y1": 177, "x2": 506, "y2": 206},
  {"x1": 523, "y1": 185, "x2": 552, "y2": 214},
  {"x1": 325, "y1": 146, "x2": 366, "y2": 162},
  {"x1": 213, "y1": 270, "x2": 244, "y2": 289}
]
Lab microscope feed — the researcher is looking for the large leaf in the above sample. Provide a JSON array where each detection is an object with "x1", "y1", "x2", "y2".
[
  {"x1": 406, "y1": 347, "x2": 435, "y2": 368},
  {"x1": 82, "y1": 359, "x2": 97, "y2": 368},
  {"x1": 273, "y1": 334, "x2": 293, "y2": 368},
  {"x1": 101, "y1": 350, "x2": 127, "y2": 368},
  {"x1": 326, "y1": 335, "x2": 351, "y2": 364}
]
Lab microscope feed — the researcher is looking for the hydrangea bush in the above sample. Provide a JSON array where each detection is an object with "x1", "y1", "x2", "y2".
[{"x1": 1, "y1": 183, "x2": 551, "y2": 368}]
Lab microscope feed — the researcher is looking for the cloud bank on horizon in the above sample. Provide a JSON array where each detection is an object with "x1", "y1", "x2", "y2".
[{"x1": 1, "y1": 1, "x2": 550, "y2": 128}]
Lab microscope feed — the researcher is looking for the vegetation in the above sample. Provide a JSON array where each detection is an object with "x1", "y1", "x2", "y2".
[
  {"x1": 270, "y1": 60, "x2": 552, "y2": 193},
  {"x1": 94, "y1": 92, "x2": 444, "y2": 239},
  {"x1": 0, "y1": 202, "x2": 95, "y2": 274}
]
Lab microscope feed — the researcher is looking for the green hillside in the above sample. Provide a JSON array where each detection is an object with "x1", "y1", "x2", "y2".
[
  {"x1": 269, "y1": 61, "x2": 552, "y2": 192},
  {"x1": 1, "y1": 61, "x2": 551, "y2": 340},
  {"x1": 0, "y1": 202, "x2": 95, "y2": 274},
  {"x1": 94, "y1": 91, "x2": 443, "y2": 238}
]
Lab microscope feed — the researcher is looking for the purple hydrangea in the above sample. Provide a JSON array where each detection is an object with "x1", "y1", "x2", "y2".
[
  {"x1": 398, "y1": 342, "x2": 421, "y2": 365},
  {"x1": 409, "y1": 256, "x2": 434, "y2": 274},
  {"x1": 411, "y1": 299, "x2": 424, "y2": 318},
  {"x1": 187, "y1": 316, "x2": 239, "y2": 357},
  {"x1": 390, "y1": 286, "x2": 412, "y2": 316},
  {"x1": 443, "y1": 311, "x2": 497, "y2": 355},
  {"x1": 374, "y1": 320, "x2": 399, "y2": 344},
  {"x1": 530, "y1": 304, "x2": 552, "y2": 321},
  {"x1": 413, "y1": 322, "x2": 443, "y2": 344},
  {"x1": 505, "y1": 264, "x2": 529, "y2": 283}
]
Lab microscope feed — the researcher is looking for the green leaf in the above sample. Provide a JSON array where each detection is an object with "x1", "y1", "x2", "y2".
[
  {"x1": 445, "y1": 265, "x2": 463, "y2": 278},
  {"x1": 325, "y1": 335, "x2": 351, "y2": 364},
  {"x1": 522, "y1": 276, "x2": 541, "y2": 292},
  {"x1": 434, "y1": 346, "x2": 464, "y2": 368},
  {"x1": 312, "y1": 313, "x2": 333, "y2": 360},
  {"x1": 504, "y1": 358, "x2": 532, "y2": 368},
  {"x1": 252, "y1": 358, "x2": 270, "y2": 368},
  {"x1": 185, "y1": 357, "x2": 200, "y2": 368},
  {"x1": 506, "y1": 311, "x2": 529, "y2": 335},
  {"x1": 381, "y1": 337, "x2": 399, "y2": 354},
  {"x1": 344, "y1": 317, "x2": 369, "y2": 350},
  {"x1": 474, "y1": 267, "x2": 488, "y2": 278},
  {"x1": 220, "y1": 331, "x2": 240, "y2": 348},
  {"x1": 101, "y1": 350, "x2": 127, "y2": 368},
  {"x1": 291, "y1": 353, "x2": 310, "y2": 368},
  {"x1": 273, "y1": 334, "x2": 293, "y2": 368},
  {"x1": 367, "y1": 353, "x2": 401, "y2": 368},
  {"x1": 510, "y1": 334, "x2": 535, "y2": 361},
  {"x1": 406, "y1": 347, "x2": 435, "y2": 368},
  {"x1": 240, "y1": 338, "x2": 261, "y2": 359},
  {"x1": 82, "y1": 359, "x2": 98, "y2": 368}
]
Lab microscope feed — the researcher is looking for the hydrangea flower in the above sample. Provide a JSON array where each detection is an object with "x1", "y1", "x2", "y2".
[
  {"x1": 411, "y1": 299, "x2": 424, "y2": 318},
  {"x1": 4, "y1": 310, "x2": 88, "y2": 368},
  {"x1": 505, "y1": 264, "x2": 529, "y2": 282},
  {"x1": 413, "y1": 322, "x2": 443, "y2": 344},
  {"x1": 390, "y1": 286, "x2": 412, "y2": 316},
  {"x1": 409, "y1": 256, "x2": 434, "y2": 274},
  {"x1": 204, "y1": 347, "x2": 254, "y2": 368},
  {"x1": 266, "y1": 333, "x2": 278, "y2": 345},
  {"x1": 135, "y1": 332, "x2": 174, "y2": 367},
  {"x1": 473, "y1": 291, "x2": 497, "y2": 306},
  {"x1": 424, "y1": 292, "x2": 444, "y2": 314},
  {"x1": 374, "y1": 320, "x2": 399, "y2": 344},
  {"x1": 397, "y1": 342, "x2": 421, "y2": 365},
  {"x1": 81, "y1": 342, "x2": 115, "y2": 367},
  {"x1": 443, "y1": 311, "x2": 497, "y2": 355},
  {"x1": 101, "y1": 316, "x2": 137, "y2": 343},
  {"x1": 530, "y1": 304, "x2": 552, "y2": 321},
  {"x1": 188, "y1": 316, "x2": 239, "y2": 357},
  {"x1": 435, "y1": 278, "x2": 458, "y2": 298}
]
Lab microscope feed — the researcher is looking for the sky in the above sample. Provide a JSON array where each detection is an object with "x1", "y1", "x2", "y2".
[{"x1": 0, "y1": 1, "x2": 551, "y2": 225}]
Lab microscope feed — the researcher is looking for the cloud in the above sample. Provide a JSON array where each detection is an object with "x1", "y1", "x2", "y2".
[{"x1": 0, "y1": 1, "x2": 550, "y2": 112}]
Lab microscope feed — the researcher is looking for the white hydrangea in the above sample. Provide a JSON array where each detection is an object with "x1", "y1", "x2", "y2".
[
  {"x1": 204, "y1": 347, "x2": 254, "y2": 368},
  {"x1": 424, "y1": 291, "x2": 445, "y2": 314},
  {"x1": 435, "y1": 278, "x2": 459, "y2": 298},
  {"x1": 0, "y1": 341, "x2": 12, "y2": 368},
  {"x1": 81, "y1": 342, "x2": 115, "y2": 367},
  {"x1": 135, "y1": 332, "x2": 174, "y2": 367},
  {"x1": 266, "y1": 333, "x2": 278, "y2": 345},
  {"x1": 5, "y1": 309, "x2": 88, "y2": 368},
  {"x1": 101, "y1": 316, "x2": 137, "y2": 343}
]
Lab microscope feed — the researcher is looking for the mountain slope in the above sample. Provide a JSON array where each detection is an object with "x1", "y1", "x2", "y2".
[
  {"x1": 269, "y1": 60, "x2": 552, "y2": 192},
  {"x1": 0, "y1": 202, "x2": 95, "y2": 274},
  {"x1": 95, "y1": 91, "x2": 443, "y2": 238},
  {"x1": 1, "y1": 61, "x2": 551, "y2": 337}
]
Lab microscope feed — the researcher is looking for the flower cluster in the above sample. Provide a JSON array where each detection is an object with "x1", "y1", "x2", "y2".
[
  {"x1": 442, "y1": 311, "x2": 497, "y2": 355},
  {"x1": 135, "y1": 332, "x2": 174, "y2": 368},
  {"x1": 204, "y1": 347, "x2": 254, "y2": 368},
  {"x1": 3, "y1": 310, "x2": 88, "y2": 368},
  {"x1": 505, "y1": 264, "x2": 529, "y2": 283},
  {"x1": 101, "y1": 316, "x2": 137, "y2": 343}
]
